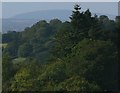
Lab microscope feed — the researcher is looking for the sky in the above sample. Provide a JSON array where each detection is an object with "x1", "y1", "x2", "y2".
[{"x1": 2, "y1": 2, "x2": 118, "y2": 18}]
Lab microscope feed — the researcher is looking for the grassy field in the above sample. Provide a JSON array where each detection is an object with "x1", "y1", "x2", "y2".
[
  {"x1": 0, "y1": 43, "x2": 7, "y2": 48},
  {"x1": 12, "y1": 57, "x2": 26, "y2": 65}
]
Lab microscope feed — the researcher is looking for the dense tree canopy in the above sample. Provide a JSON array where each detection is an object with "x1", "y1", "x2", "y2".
[{"x1": 2, "y1": 4, "x2": 119, "y2": 91}]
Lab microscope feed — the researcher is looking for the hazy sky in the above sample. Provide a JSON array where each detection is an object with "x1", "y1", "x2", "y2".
[{"x1": 2, "y1": 2, "x2": 118, "y2": 18}]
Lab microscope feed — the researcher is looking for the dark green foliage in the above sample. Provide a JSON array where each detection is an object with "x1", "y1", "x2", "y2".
[
  {"x1": 18, "y1": 43, "x2": 33, "y2": 57},
  {"x1": 2, "y1": 53, "x2": 14, "y2": 91},
  {"x1": 67, "y1": 39, "x2": 118, "y2": 90},
  {"x1": 2, "y1": 4, "x2": 118, "y2": 91},
  {"x1": 55, "y1": 76, "x2": 100, "y2": 91},
  {"x1": 52, "y1": 21, "x2": 73, "y2": 58},
  {"x1": 116, "y1": 16, "x2": 120, "y2": 91},
  {"x1": 3, "y1": 42, "x2": 19, "y2": 58},
  {"x1": 2, "y1": 31, "x2": 21, "y2": 43},
  {"x1": 2, "y1": 31, "x2": 21, "y2": 57},
  {"x1": 49, "y1": 19, "x2": 62, "y2": 32}
]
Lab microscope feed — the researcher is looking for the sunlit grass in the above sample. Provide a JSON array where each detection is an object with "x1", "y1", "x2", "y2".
[
  {"x1": 12, "y1": 57, "x2": 26, "y2": 64},
  {"x1": 0, "y1": 43, "x2": 7, "y2": 48}
]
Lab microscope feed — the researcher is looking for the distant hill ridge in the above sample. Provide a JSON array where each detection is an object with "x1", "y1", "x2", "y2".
[
  {"x1": 12, "y1": 10, "x2": 72, "y2": 20},
  {"x1": 2, "y1": 10, "x2": 116, "y2": 33}
]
